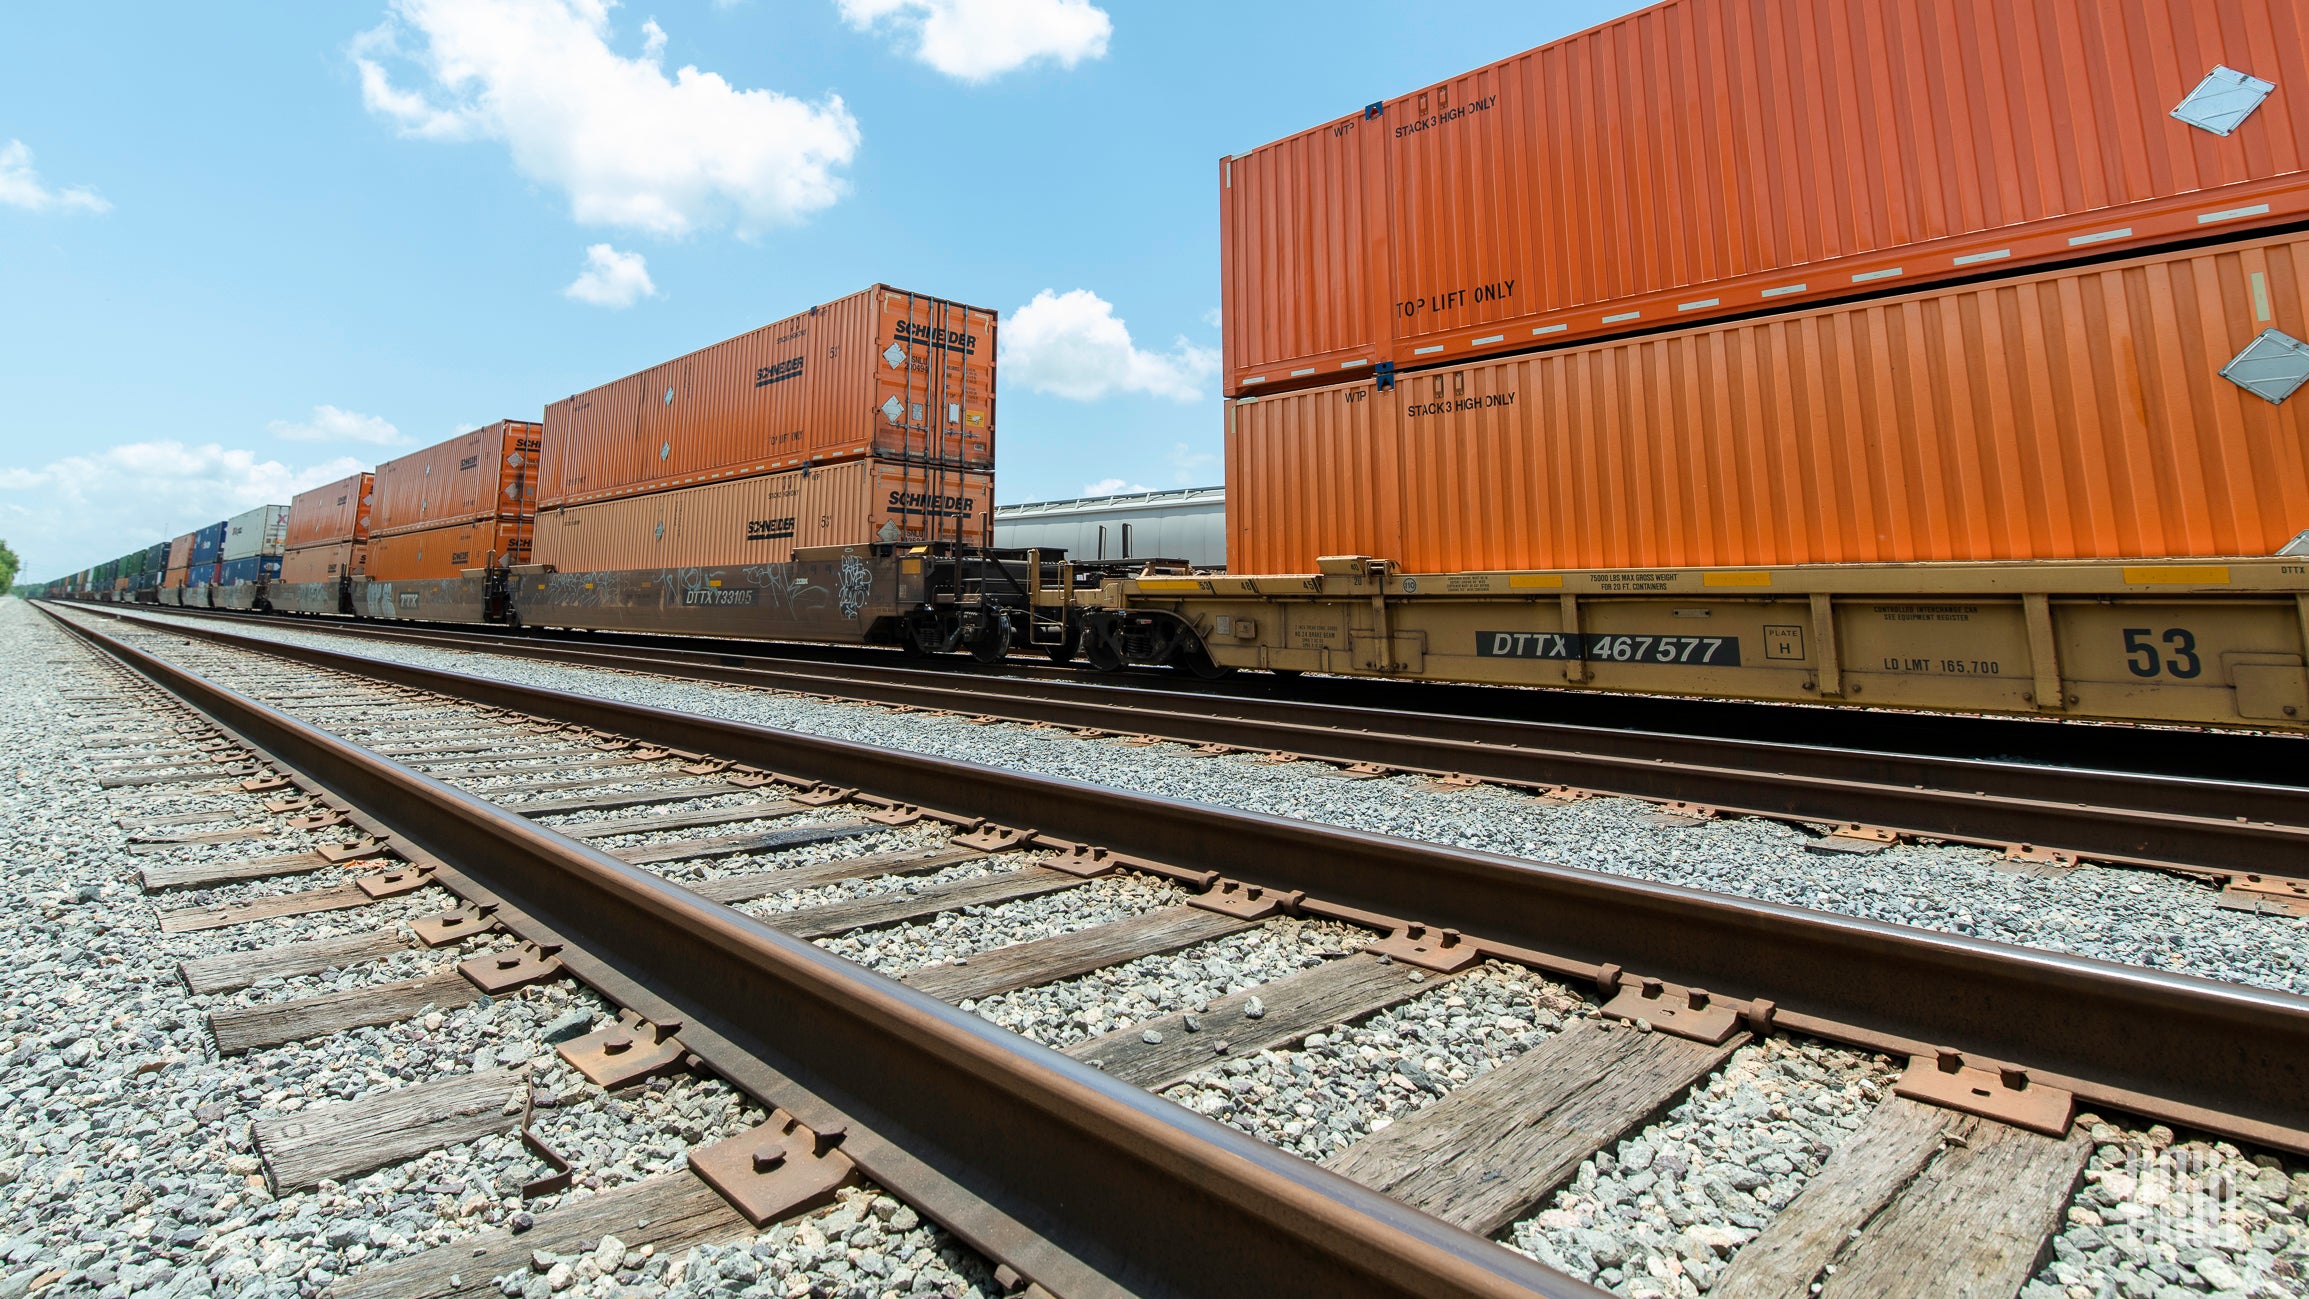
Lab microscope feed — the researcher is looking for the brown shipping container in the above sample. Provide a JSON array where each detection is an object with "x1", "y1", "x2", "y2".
[
  {"x1": 1222, "y1": 0, "x2": 2309, "y2": 395},
  {"x1": 539, "y1": 286, "x2": 996, "y2": 509},
  {"x1": 371, "y1": 422, "x2": 542, "y2": 537},
  {"x1": 280, "y1": 542, "x2": 365, "y2": 585},
  {"x1": 166, "y1": 534, "x2": 195, "y2": 572},
  {"x1": 366, "y1": 518, "x2": 533, "y2": 582},
  {"x1": 1230, "y1": 229, "x2": 2309, "y2": 574},
  {"x1": 285, "y1": 472, "x2": 375, "y2": 548},
  {"x1": 160, "y1": 566, "x2": 188, "y2": 590},
  {"x1": 534, "y1": 459, "x2": 993, "y2": 572}
]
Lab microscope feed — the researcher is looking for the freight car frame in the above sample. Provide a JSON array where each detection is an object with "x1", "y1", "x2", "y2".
[
  {"x1": 1077, "y1": 555, "x2": 2309, "y2": 731},
  {"x1": 263, "y1": 543, "x2": 1089, "y2": 663}
]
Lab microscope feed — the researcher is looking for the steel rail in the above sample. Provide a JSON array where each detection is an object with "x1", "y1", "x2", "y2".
[
  {"x1": 120, "y1": 603, "x2": 2309, "y2": 881},
  {"x1": 59, "y1": 603, "x2": 2309, "y2": 1154},
  {"x1": 51, "y1": 608, "x2": 1598, "y2": 1299}
]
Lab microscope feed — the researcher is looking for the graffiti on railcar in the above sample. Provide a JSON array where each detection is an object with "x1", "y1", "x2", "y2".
[{"x1": 836, "y1": 553, "x2": 873, "y2": 619}]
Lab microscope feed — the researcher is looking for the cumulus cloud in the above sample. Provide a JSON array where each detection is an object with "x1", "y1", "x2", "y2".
[
  {"x1": 1169, "y1": 441, "x2": 1217, "y2": 484},
  {"x1": 354, "y1": 0, "x2": 860, "y2": 236},
  {"x1": 838, "y1": 0, "x2": 1110, "y2": 81},
  {"x1": 0, "y1": 442, "x2": 365, "y2": 578},
  {"x1": 1081, "y1": 477, "x2": 1152, "y2": 496},
  {"x1": 267, "y1": 405, "x2": 407, "y2": 446},
  {"x1": 0, "y1": 140, "x2": 110, "y2": 214},
  {"x1": 1003, "y1": 290, "x2": 1219, "y2": 403},
  {"x1": 1202, "y1": 306, "x2": 1221, "y2": 329},
  {"x1": 563, "y1": 243, "x2": 658, "y2": 308}
]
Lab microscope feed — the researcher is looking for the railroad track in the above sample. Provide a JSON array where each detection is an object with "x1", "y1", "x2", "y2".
[
  {"x1": 107, "y1": 602, "x2": 2309, "y2": 906},
  {"x1": 22, "y1": 599, "x2": 2307, "y2": 1298}
]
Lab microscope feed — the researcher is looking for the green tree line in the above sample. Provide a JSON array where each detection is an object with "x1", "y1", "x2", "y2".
[{"x1": 0, "y1": 538, "x2": 17, "y2": 594}]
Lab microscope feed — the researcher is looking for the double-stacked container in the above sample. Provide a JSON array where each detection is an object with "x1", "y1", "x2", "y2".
[
  {"x1": 185, "y1": 521, "x2": 227, "y2": 588},
  {"x1": 365, "y1": 423, "x2": 542, "y2": 581},
  {"x1": 218, "y1": 504, "x2": 288, "y2": 583},
  {"x1": 281, "y1": 472, "x2": 375, "y2": 586},
  {"x1": 159, "y1": 532, "x2": 197, "y2": 605},
  {"x1": 1222, "y1": 0, "x2": 2309, "y2": 573},
  {"x1": 533, "y1": 286, "x2": 998, "y2": 579}
]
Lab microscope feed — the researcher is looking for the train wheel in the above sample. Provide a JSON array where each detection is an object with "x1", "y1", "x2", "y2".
[
  {"x1": 968, "y1": 617, "x2": 1014, "y2": 665},
  {"x1": 1175, "y1": 644, "x2": 1234, "y2": 681}
]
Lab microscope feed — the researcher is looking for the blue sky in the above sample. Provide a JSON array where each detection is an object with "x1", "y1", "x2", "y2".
[{"x1": 0, "y1": 0, "x2": 1612, "y2": 579}]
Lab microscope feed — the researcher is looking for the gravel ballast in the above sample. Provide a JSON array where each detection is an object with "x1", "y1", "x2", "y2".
[{"x1": 107, "y1": 607, "x2": 2306, "y2": 997}]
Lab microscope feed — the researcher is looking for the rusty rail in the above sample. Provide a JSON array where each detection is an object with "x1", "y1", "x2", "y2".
[
  {"x1": 50, "y1": 607, "x2": 1598, "y2": 1299},
  {"x1": 126, "y1": 603, "x2": 2309, "y2": 881},
  {"x1": 58, "y1": 602, "x2": 2309, "y2": 1156}
]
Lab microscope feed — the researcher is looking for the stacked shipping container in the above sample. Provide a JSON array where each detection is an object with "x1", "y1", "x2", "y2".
[
  {"x1": 1222, "y1": 0, "x2": 2309, "y2": 396},
  {"x1": 366, "y1": 423, "x2": 540, "y2": 581},
  {"x1": 1222, "y1": 0, "x2": 2309, "y2": 574},
  {"x1": 533, "y1": 285, "x2": 997, "y2": 576},
  {"x1": 281, "y1": 472, "x2": 374, "y2": 585},
  {"x1": 217, "y1": 504, "x2": 288, "y2": 586}
]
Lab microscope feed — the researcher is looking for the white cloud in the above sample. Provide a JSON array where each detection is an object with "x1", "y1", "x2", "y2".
[
  {"x1": 563, "y1": 243, "x2": 658, "y2": 308},
  {"x1": 0, "y1": 442, "x2": 366, "y2": 578},
  {"x1": 838, "y1": 0, "x2": 1110, "y2": 82},
  {"x1": 1081, "y1": 477, "x2": 1152, "y2": 496},
  {"x1": 1003, "y1": 289, "x2": 1220, "y2": 403},
  {"x1": 267, "y1": 404, "x2": 408, "y2": 446},
  {"x1": 1202, "y1": 306, "x2": 1221, "y2": 329},
  {"x1": 0, "y1": 140, "x2": 111, "y2": 214},
  {"x1": 355, "y1": 0, "x2": 860, "y2": 236}
]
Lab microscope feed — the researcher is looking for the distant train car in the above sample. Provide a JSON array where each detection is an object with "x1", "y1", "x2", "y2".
[{"x1": 996, "y1": 486, "x2": 1224, "y2": 569}]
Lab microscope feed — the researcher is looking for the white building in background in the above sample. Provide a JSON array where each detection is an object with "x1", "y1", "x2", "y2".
[{"x1": 994, "y1": 486, "x2": 1226, "y2": 569}]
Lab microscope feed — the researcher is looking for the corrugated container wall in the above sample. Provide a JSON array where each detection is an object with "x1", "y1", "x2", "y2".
[
  {"x1": 222, "y1": 504, "x2": 290, "y2": 561},
  {"x1": 1230, "y1": 229, "x2": 2309, "y2": 574},
  {"x1": 217, "y1": 555, "x2": 281, "y2": 586},
  {"x1": 188, "y1": 522, "x2": 228, "y2": 567},
  {"x1": 1222, "y1": 0, "x2": 2309, "y2": 395},
  {"x1": 371, "y1": 423, "x2": 541, "y2": 538},
  {"x1": 166, "y1": 534, "x2": 195, "y2": 571},
  {"x1": 286, "y1": 473, "x2": 375, "y2": 548},
  {"x1": 364, "y1": 518, "x2": 534, "y2": 582},
  {"x1": 539, "y1": 286, "x2": 996, "y2": 509},
  {"x1": 280, "y1": 543, "x2": 364, "y2": 585},
  {"x1": 534, "y1": 459, "x2": 994, "y2": 572}
]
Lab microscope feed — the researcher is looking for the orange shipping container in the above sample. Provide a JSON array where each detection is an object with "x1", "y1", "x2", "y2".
[
  {"x1": 280, "y1": 542, "x2": 365, "y2": 585},
  {"x1": 286, "y1": 472, "x2": 375, "y2": 548},
  {"x1": 1222, "y1": 0, "x2": 2309, "y2": 395},
  {"x1": 160, "y1": 566, "x2": 188, "y2": 590},
  {"x1": 1230, "y1": 229, "x2": 2309, "y2": 574},
  {"x1": 534, "y1": 458, "x2": 993, "y2": 572},
  {"x1": 371, "y1": 422, "x2": 541, "y2": 537},
  {"x1": 539, "y1": 286, "x2": 996, "y2": 509},
  {"x1": 365, "y1": 518, "x2": 533, "y2": 582},
  {"x1": 166, "y1": 534, "x2": 195, "y2": 571}
]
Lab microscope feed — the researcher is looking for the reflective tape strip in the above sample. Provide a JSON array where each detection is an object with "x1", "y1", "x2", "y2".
[
  {"x1": 1601, "y1": 311, "x2": 1641, "y2": 323},
  {"x1": 1761, "y1": 283, "x2": 1808, "y2": 297},
  {"x1": 1953, "y1": 249, "x2": 2011, "y2": 266},
  {"x1": 2069, "y1": 227, "x2": 2133, "y2": 246},
  {"x1": 1290, "y1": 368, "x2": 1317, "y2": 377},
  {"x1": 1533, "y1": 324, "x2": 1568, "y2": 335},
  {"x1": 1472, "y1": 334, "x2": 1505, "y2": 345},
  {"x1": 2120, "y1": 566, "x2": 2230, "y2": 585},
  {"x1": 1677, "y1": 298, "x2": 1721, "y2": 311},
  {"x1": 1412, "y1": 345, "x2": 1446, "y2": 355},
  {"x1": 1701, "y1": 571, "x2": 1773, "y2": 588},
  {"x1": 1507, "y1": 574, "x2": 1564, "y2": 589},
  {"x1": 1851, "y1": 268, "x2": 1904, "y2": 283},
  {"x1": 2200, "y1": 204, "x2": 2271, "y2": 224}
]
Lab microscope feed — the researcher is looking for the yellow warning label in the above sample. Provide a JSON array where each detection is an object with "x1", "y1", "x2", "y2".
[
  {"x1": 2121, "y1": 565, "x2": 2231, "y2": 585},
  {"x1": 1507, "y1": 574, "x2": 1564, "y2": 589},
  {"x1": 1702, "y1": 571, "x2": 1773, "y2": 588}
]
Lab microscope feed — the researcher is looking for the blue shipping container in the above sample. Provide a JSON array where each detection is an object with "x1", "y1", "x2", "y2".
[
  {"x1": 215, "y1": 555, "x2": 281, "y2": 586},
  {"x1": 186, "y1": 561, "x2": 223, "y2": 588},
  {"x1": 189, "y1": 521, "x2": 228, "y2": 566}
]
